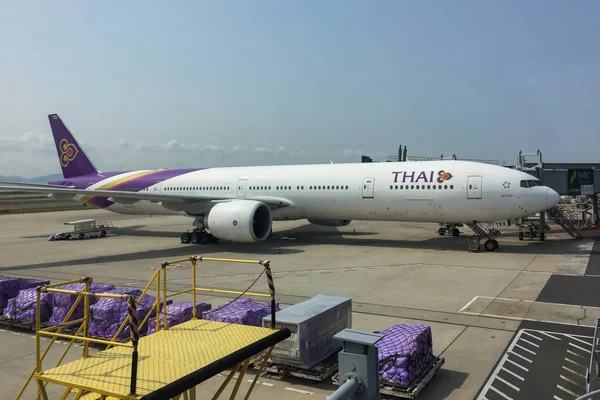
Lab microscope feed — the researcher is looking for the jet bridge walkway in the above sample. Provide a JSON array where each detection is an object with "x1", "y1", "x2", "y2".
[{"x1": 17, "y1": 256, "x2": 290, "y2": 400}]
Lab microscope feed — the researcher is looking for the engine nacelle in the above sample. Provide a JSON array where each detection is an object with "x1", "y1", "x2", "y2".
[
  {"x1": 206, "y1": 200, "x2": 272, "y2": 243},
  {"x1": 308, "y1": 219, "x2": 352, "y2": 227}
]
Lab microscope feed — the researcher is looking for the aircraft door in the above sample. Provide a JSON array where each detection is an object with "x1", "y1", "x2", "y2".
[
  {"x1": 467, "y1": 176, "x2": 482, "y2": 199},
  {"x1": 153, "y1": 180, "x2": 163, "y2": 192},
  {"x1": 237, "y1": 179, "x2": 247, "y2": 198},
  {"x1": 362, "y1": 177, "x2": 374, "y2": 198}
]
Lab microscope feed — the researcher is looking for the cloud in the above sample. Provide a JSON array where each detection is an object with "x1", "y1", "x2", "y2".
[
  {"x1": 340, "y1": 148, "x2": 364, "y2": 157},
  {"x1": 1, "y1": 131, "x2": 395, "y2": 177},
  {"x1": 0, "y1": 132, "x2": 55, "y2": 154}
]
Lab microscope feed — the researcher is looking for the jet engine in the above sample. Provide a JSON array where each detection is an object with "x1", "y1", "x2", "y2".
[
  {"x1": 206, "y1": 200, "x2": 272, "y2": 242},
  {"x1": 308, "y1": 219, "x2": 352, "y2": 227}
]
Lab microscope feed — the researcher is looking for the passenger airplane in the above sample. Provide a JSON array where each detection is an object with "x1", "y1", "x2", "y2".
[{"x1": 0, "y1": 114, "x2": 560, "y2": 252}]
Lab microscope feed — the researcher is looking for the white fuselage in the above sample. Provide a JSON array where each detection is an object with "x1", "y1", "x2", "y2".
[{"x1": 78, "y1": 160, "x2": 557, "y2": 224}]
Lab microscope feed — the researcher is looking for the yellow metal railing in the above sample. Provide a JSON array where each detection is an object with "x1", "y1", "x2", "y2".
[
  {"x1": 18, "y1": 255, "x2": 278, "y2": 399},
  {"x1": 158, "y1": 256, "x2": 277, "y2": 332}
]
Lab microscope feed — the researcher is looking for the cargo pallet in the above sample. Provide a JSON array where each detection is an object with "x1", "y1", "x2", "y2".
[
  {"x1": 255, "y1": 353, "x2": 339, "y2": 382},
  {"x1": 332, "y1": 356, "x2": 445, "y2": 398}
]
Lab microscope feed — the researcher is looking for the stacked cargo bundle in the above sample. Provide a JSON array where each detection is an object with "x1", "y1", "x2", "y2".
[
  {"x1": 202, "y1": 298, "x2": 279, "y2": 327},
  {"x1": 49, "y1": 283, "x2": 115, "y2": 327},
  {"x1": 146, "y1": 301, "x2": 212, "y2": 335},
  {"x1": 89, "y1": 288, "x2": 168, "y2": 340},
  {"x1": 0, "y1": 275, "x2": 50, "y2": 312},
  {"x1": 262, "y1": 294, "x2": 352, "y2": 369},
  {"x1": 375, "y1": 324, "x2": 434, "y2": 387},
  {"x1": 3, "y1": 287, "x2": 54, "y2": 322}
]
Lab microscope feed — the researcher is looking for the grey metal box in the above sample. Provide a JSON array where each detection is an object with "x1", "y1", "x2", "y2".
[{"x1": 262, "y1": 294, "x2": 352, "y2": 369}]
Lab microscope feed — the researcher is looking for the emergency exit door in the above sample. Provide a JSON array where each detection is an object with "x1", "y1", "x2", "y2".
[
  {"x1": 467, "y1": 176, "x2": 482, "y2": 199},
  {"x1": 362, "y1": 177, "x2": 374, "y2": 198},
  {"x1": 237, "y1": 179, "x2": 247, "y2": 198}
]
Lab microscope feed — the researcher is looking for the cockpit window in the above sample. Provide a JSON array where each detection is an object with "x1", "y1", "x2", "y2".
[{"x1": 520, "y1": 179, "x2": 543, "y2": 188}]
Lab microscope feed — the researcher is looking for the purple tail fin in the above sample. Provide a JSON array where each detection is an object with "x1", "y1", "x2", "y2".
[{"x1": 48, "y1": 114, "x2": 98, "y2": 178}]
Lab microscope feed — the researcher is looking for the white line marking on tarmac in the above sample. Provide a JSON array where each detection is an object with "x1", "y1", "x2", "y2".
[
  {"x1": 514, "y1": 343, "x2": 536, "y2": 355},
  {"x1": 506, "y1": 358, "x2": 529, "y2": 372},
  {"x1": 522, "y1": 330, "x2": 542, "y2": 341},
  {"x1": 495, "y1": 375, "x2": 520, "y2": 391},
  {"x1": 559, "y1": 374, "x2": 585, "y2": 389},
  {"x1": 247, "y1": 379, "x2": 274, "y2": 387},
  {"x1": 565, "y1": 358, "x2": 587, "y2": 368},
  {"x1": 566, "y1": 350, "x2": 588, "y2": 360},
  {"x1": 562, "y1": 365, "x2": 586, "y2": 378},
  {"x1": 568, "y1": 335, "x2": 594, "y2": 347},
  {"x1": 285, "y1": 387, "x2": 314, "y2": 395},
  {"x1": 569, "y1": 342, "x2": 591, "y2": 353},
  {"x1": 459, "y1": 296, "x2": 479, "y2": 313},
  {"x1": 557, "y1": 384, "x2": 582, "y2": 398},
  {"x1": 508, "y1": 350, "x2": 533, "y2": 363},
  {"x1": 489, "y1": 385, "x2": 514, "y2": 400},
  {"x1": 539, "y1": 331, "x2": 562, "y2": 340},
  {"x1": 518, "y1": 337, "x2": 540, "y2": 348},
  {"x1": 501, "y1": 367, "x2": 525, "y2": 381}
]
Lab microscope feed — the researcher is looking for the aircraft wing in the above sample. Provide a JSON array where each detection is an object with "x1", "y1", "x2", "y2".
[{"x1": 0, "y1": 184, "x2": 292, "y2": 208}]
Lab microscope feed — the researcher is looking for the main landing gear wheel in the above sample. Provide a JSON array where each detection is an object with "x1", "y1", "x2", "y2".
[
  {"x1": 452, "y1": 228, "x2": 460, "y2": 237},
  {"x1": 484, "y1": 239, "x2": 499, "y2": 252},
  {"x1": 181, "y1": 232, "x2": 191, "y2": 244},
  {"x1": 181, "y1": 229, "x2": 219, "y2": 245}
]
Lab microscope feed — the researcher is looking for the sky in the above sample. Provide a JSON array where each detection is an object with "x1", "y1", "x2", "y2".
[{"x1": 1, "y1": 0, "x2": 599, "y2": 177}]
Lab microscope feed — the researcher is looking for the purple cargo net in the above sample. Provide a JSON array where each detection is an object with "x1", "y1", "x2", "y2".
[
  {"x1": 147, "y1": 301, "x2": 212, "y2": 335},
  {"x1": 89, "y1": 287, "x2": 167, "y2": 340},
  {"x1": 374, "y1": 324, "x2": 434, "y2": 387},
  {"x1": 202, "y1": 298, "x2": 279, "y2": 326},
  {"x1": 49, "y1": 283, "x2": 115, "y2": 327},
  {"x1": 0, "y1": 276, "x2": 50, "y2": 311},
  {"x1": 3, "y1": 288, "x2": 54, "y2": 322}
]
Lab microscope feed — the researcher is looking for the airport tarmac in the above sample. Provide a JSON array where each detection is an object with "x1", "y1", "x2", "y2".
[{"x1": 1, "y1": 208, "x2": 598, "y2": 400}]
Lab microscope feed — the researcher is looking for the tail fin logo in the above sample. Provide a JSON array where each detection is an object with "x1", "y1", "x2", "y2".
[{"x1": 59, "y1": 138, "x2": 79, "y2": 167}]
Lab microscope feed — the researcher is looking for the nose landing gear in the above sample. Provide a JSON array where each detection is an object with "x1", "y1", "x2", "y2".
[
  {"x1": 465, "y1": 222, "x2": 500, "y2": 252},
  {"x1": 484, "y1": 238, "x2": 499, "y2": 252}
]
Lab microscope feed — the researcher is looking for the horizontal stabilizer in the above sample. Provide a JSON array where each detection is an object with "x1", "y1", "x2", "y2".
[{"x1": 0, "y1": 181, "x2": 75, "y2": 189}]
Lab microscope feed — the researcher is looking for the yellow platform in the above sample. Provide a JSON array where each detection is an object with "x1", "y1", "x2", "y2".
[{"x1": 36, "y1": 319, "x2": 290, "y2": 399}]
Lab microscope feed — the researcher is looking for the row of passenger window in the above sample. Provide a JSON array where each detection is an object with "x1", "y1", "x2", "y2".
[
  {"x1": 390, "y1": 184, "x2": 454, "y2": 190},
  {"x1": 165, "y1": 186, "x2": 230, "y2": 191},
  {"x1": 249, "y1": 185, "x2": 350, "y2": 191},
  {"x1": 164, "y1": 185, "x2": 351, "y2": 192}
]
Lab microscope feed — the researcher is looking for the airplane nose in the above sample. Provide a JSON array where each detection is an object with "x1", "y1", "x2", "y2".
[{"x1": 546, "y1": 187, "x2": 560, "y2": 209}]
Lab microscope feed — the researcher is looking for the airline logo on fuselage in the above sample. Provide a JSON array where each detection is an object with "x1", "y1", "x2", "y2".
[
  {"x1": 392, "y1": 170, "x2": 454, "y2": 184},
  {"x1": 59, "y1": 138, "x2": 79, "y2": 167}
]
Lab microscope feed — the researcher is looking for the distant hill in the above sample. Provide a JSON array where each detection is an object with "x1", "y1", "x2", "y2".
[{"x1": 0, "y1": 173, "x2": 63, "y2": 184}]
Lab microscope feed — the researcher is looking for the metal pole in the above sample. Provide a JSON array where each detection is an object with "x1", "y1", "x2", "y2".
[
  {"x1": 192, "y1": 258, "x2": 197, "y2": 319},
  {"x1": 127, "y1": 295, "x2": 139, "y2": 396},
  {"x1": 328, "y1": 377, "x2": 359, "y2": 400},
  {"x1": 262, "y1": 262, "x2": 276, "y2": 329},
  {"x1": 83, "y1": 278, "x2": 90, "y2": 358}
]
